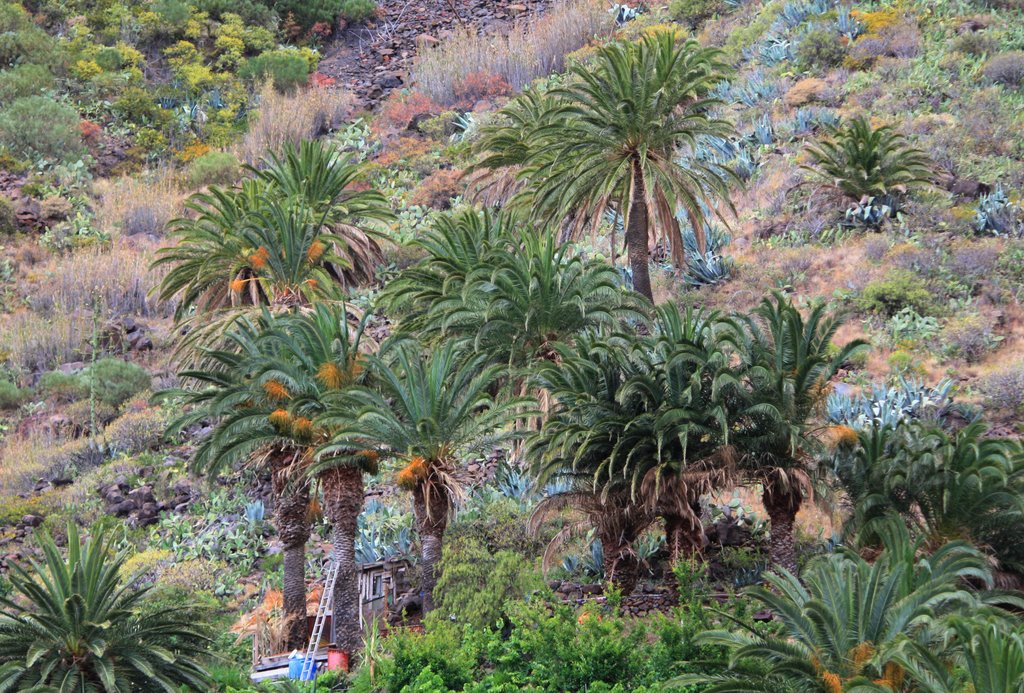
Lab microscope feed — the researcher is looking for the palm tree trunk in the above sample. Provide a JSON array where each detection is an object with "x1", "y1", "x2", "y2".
[
  {"x1": 274, "y1": 475, "x2": 312, "y2": 651},
  {"x1": 412, "y1": 483, "x2": 449, "y2": 614},
  {"x1": 762, "y1": 486, "x2": 801, "y2": 575},
  {"x1": 321, "y1": 466, "x2": 365, "y2": 654},
  {"x1": 664, "y1": 511, "x2": 704, "y2": 563},
  {"x1": 626, "y1": 160, "x2": 654, "y2": 302},
  {"x1": 600, "y1": 536, "x2": 641, "y2": 595}
]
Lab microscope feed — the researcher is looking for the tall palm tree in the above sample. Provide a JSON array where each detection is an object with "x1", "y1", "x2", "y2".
[
  {"x1": 0, "y1": 523, "x2": 211, "y2": 692},
  {"x1": 153, "y1": 140, "x2": 393, "y2": 356},
  {"x1": 473, "y1": 31, "x2": 736, "y2": 301},
  {"x1": 165, "y1": 312, "x2": 316, "y2": 650},
  {"x1": 673, "y1": 522, "x2": 999, "y2": 692},
  {"x1": 733, "y1": 292, "x2": 867, "y2": 573},
  {"x1": 834, "y1": 420, "x2": 1024, "y2": 578},
  {"x1": 256, "y1": 304, "x2": 379, "y2": 654},
  {"x1": 319, "y1": 342, "x2": 530, "y2": 612}
]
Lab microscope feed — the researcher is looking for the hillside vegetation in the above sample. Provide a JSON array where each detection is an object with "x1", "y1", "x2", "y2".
[{"x1": 0, "y1": 0, "x2": 1023, "y2": 691}]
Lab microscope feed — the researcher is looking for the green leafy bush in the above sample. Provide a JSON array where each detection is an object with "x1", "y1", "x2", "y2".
[
  {"x1": 240, "y1": 49, "x2": 311, "y2": 92},
  {"x1": 188, "y1": 151, "x2": 240, "y2": 187},
  {"x1": 0, "y1": 195, "x2": 15, "y2": 234},
  {"x1": 105, "y1": 407, "x2": 168, "y2": 455},
  {"x1": 0, "y1": 378, "x2": 24, "y2": 409},
  {"x1": 797, "y1": 26, "x2": 847, "y2": 70},
  {"x1": 434, "y1": 536, "x2": 543, "y2": 631},
  {"x1": 0, "y1": 4, "x2": 58, "y2": 66},
  {"x1": 857, "y1": 270, "x2": 934, "y2": 316},
  {"x1": 339, "y1": 0, "x2": 377, "y2": 22},
  {"x1": 37, "y1": 370, "x2": 89, "y2": 403},
  {"x1": 0, "y1": 64, "x2": 53, "y2": 105},
  {"x1": 81, "y1": 358, "x2": 151, "y2": 408},
  {"x1": 670, "y1": 0, "x2": 725, "y2": 28},
  {"x1": 0, "y1": 96, "x2": 84, "y2": 162}
]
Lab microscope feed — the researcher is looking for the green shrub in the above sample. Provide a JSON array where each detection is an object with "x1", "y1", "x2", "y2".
[
  {"x1": 0, "y1": 378, "x2": 24, "y2": 409},
  {"x1": 797, "y1": 26, "x2": 847, "y2": 70},
  {"x1": 188, "y1": 151, "x2": 239, "y2": 187},
  {"x1": 339, "y1": 0, "x2": 376, "y2": 22},
  {"x1": 0, "y1": 5, "x2": 58, "y2": 66},
  {"x1": 152, "y1": 0, "x2": 191, "y2": 27},
  {"x1": 37, "y1": 371, "x2": 88, "y2": 403},
  {"x1": 0, "y1": 195, "x2": 15, "y2": 234},
  {"x1": 105, "y1": 408, "x2": 168, "y2": 455},
  {"x1": 434, "y1": 536, "x2": 543, "y2": 631},
  {"x1": 81, "y1": 358, "x2": 151, "y2": 408},
  {"x1": 0, "y1": 64, "x2": 53, "y2": 105},
  {"x1": 857, "y1": 270, "x2": 934, "y2": 316},
  {"x1": 670, "y1": 0, "x2": 725, "y2": 28},
  {"x1": 0, "y1": 96, "x2": 84, "y2": 162},
  {"x1": 113, "y1": 87, "x2": 168, "y2": 126},
  {"x1": 240, "y1": 49, "x2": 310, "y2": 92}
]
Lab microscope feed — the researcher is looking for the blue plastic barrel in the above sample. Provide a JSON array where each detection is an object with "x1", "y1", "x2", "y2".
[{"x1": 287, "y1": 653, "x2": 302, "y2": 680}]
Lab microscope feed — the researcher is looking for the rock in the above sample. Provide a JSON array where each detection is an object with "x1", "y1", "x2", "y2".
[
  {"x1": 416, "y1": 33, "x2": 440, "y2": 47},
  {"x1": 110, "y1": 500, "x2": 136, "y2": 517},
  {"x1": 948, "y1": 177, "x2": 990, "y2": 199},
  {"x1": 784, "y1": 77, "x2": 828, "y2": 107},
  {"x1": 128, "y1": 486, "x2": 156, "y2": 506},
  {"x1": 21, "y1": 514, "x2": 43, "y2": 528}
]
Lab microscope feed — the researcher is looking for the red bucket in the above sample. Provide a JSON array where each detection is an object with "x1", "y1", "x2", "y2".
[{"x1": 327, "y1": 647, "x2": 350, "y2": 672}]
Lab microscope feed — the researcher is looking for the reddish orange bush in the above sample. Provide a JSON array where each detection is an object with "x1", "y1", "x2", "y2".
[{"x1": 410, "y1": 168, "x2": 465, "y2": 210}]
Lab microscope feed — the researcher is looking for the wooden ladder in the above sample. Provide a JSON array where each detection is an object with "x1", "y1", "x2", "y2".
[{"x1": 299, "y1": 559, "x2": 339, "y2": 683}]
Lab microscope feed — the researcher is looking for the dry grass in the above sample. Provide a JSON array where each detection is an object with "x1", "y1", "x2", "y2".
[
  {"x1": 234, "y1": 82, "x2": 356, "y2": 165},
  {"x1": 1, "y1": 241, "x2": 171, "y2": 376},
  {"x1": 94, "y1": 169, "x2": 185, "y2": 239},
  {"x1": 411, "y1": 0, "x2": 614, "y2": 105},
  {"x1": 0, "y1": 429, "x2": 68, "y2": 494}
]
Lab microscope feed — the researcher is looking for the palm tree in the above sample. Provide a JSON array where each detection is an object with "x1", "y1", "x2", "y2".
[
  {"x1": 802, "y1": 116, "x2": 933, "y2": 201},
  {"x1": 255, "y1": 304, "x2": 379, "y2": 654},
  {"x1": 381, "y1": 210, "x2": 644, "y2": 373},
  {"x1": 529, "y1": 331, "x2": 655, "y2": 592},
  {"x1": 673, "y1": 522, "x2": 998, "y2": 692},
  {"x1": 377, "y1": 209, "x2": 518, "y2": 337},
  {"x1": 620, "y1": 305, "x2": 745, "y2": 559},
  {"x1": 165, "y1": 312, "x2": 316, "y2": 650},
  {"x1": 834, "y1": 420, "x2": 1024, "y2": 578},
  {"x1": 899, "y1": 617, "x2": 1024, "y2": 693},
  {"x1": 319, "y1": 342, "x2": 530, "y2": 612},
  {"x1": 0, "y1": 523, "x2": 210, "y2": 692},
  {"x1": 473, "y1": 31, "x2": 736, "y2": 301},
  {"x1": 154, "y1": 140, "x2": 392, "y2": 356},
  {"x1": 733, "y1": 292, "x2": 868, "y2": 573}
]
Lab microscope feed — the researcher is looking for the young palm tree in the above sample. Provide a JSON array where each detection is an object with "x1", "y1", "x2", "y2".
[
  {"x1": 319, "y1": 342, "x2": 530, "y2": 612},
  {"x1": 734, "y1": 292, "x2": 867, "y2": 573},
  {"x1": 377, "y1": 209, "x2": 518, "y2": 336},
  {"x1": 899, "y1": 617, "x2": 1024, "y2": 693},
  {"x1": 802, "y1": 116, "x2": 933, "y2": 201},
  {"x1": 835, "y1": 420, "x2": 1024, "y2": 577},
  {"x1": 619, "y1": 305, "x2": 745, "y2": 559},
  {"x1": 673, "y1": 522, "x2": 998, "y2": 692},
  {"x1": 0, "y1": 523, "x2": 210, "y2": 692},
  {"x1": 473, "y1": 31, "x2": 736, "y2": 301},
  {"x1": 154, "y1": 140, "x2": 392, "y2": 356},
  {"x1": 165, "y1": 312, "x2": 316, "y2": 650}
]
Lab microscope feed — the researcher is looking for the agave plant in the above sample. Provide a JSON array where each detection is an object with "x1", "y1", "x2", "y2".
[
  {"x1": 974, "y1": 185, "x2": 1022, "y2": 237},
  {"x1": 802, "y1": 117, "x2": 933, "y2": 201},
  {"x1": 673, "y1": 522, "x2": 1002, "y2": 692},
  {"x1": 825, "y1": 377, "x2": 955, "y2": 430},
  {"x1": 0, "y1": 523, "x2": 211, "y2": 692}
]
